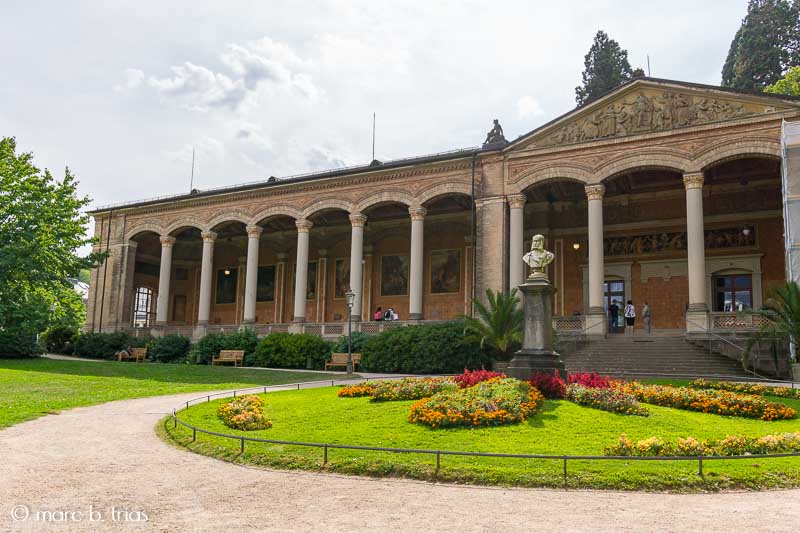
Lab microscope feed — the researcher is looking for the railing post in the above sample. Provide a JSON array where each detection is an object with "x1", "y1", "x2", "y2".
[
  {"x1": 436, "y1": 451, "x2": 441, "y2": 472},
  {"x1": 698, "y1": 456, "x2": 703, "y2": 476},
  {"x1": 192, "y1": 428, "x2": 196, "y2": 442},
  {"x1": 233, "y1": 390, "x2": 236, "y2": 398},
  {"x1": 173, "y1": 416, "x2": 177, "y2": 429},
  {"x1": 240, "y1": 437, "x2": 245, "y2": 454},
  {"x1": 563, "y1": 457, "x2": 568, "y2": 489},
  {"x1": 324, "y1": 444, "x2": 328, "y2": 465}
]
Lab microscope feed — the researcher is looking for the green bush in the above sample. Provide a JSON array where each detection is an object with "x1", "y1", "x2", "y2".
[
  {"x1": 147, "y1": 334, "x2": 191, "y2": 363},
  {"x1": 253, "y1": 332, "x2": 333, "y2": 369},
  {"x1": 188, "y1": 329, "x2": 259, "y2": 365},
  {"x1": 0, "y1": 331, "x2": 40, "y2": 359},
  {"x1": 361, "y1": 320, "x2": 490, "y2": 374},
  {"x1": 43, "y1": 326, "x2": 79, "y2": 354},
  {"x1": 72, "y1": 331, "x2": 134, "y2": 359},
  {"x1": 332, "y1": 331, "x2": 371, "y2": 354}
]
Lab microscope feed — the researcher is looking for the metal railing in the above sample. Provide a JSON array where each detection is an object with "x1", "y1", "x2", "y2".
[{"x1": 168, "y1": 377, "x2": 800, "y2": 488}]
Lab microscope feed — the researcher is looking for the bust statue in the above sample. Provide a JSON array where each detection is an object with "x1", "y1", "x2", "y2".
[{"x1": 522, "y1": 234, "x2": 554, "y2": 280}]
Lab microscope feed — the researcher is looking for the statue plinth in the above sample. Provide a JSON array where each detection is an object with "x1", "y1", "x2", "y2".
[{"x1": 506, "y1": 277, "x2": 566, "y2": 381}]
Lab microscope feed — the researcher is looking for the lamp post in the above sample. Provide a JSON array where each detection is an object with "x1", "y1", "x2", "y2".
[{"x1": 345, "y1": 289, "x2": 356, "y2": 374}]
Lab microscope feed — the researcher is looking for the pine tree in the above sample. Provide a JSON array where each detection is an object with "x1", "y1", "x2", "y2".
[
  {"x1": 721, "y1": 0, "x2": 800, "y2": 91},
  {"x1": 575, "y1": 31, "x2": 635, "y2": 106}
]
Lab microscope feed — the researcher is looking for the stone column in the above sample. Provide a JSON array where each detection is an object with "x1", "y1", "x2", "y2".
[
  {"x1": 684, "y1": 172, "x2": 709, "y2": 332},
  {"x1": 408, "y1": 207, "x2": 426, "y2": 320},
  {"x1": 155, "y1": 235, "x2": 176, "y2": 326},
  {"x1": 349, "y1": 213, "x2": 367, "y2": 321},
  {"x1": 585, "y1": 185, "x2": 606, "y2": 335},
  {"x1": 292, "y1": 219, "x2": 313, "y2": 323},
  {"x1": 508, "y1": 194, "x2": 527, "y2": 290},
  {"x1": 242, "y1": 224, "x2": 262, "y2": 325},
  {"x1": 196, "y1": 231, "x2": 217, "y2": 330}
]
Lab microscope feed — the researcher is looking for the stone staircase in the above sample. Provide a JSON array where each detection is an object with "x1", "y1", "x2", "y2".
[{"x1": 560, "y1": 331, "x2": 751, "y2": 379}]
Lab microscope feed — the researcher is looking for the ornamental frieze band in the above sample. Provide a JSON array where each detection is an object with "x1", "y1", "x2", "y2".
[{"x1": 604, "y1": 226, "x2": 756, "y2": 257}]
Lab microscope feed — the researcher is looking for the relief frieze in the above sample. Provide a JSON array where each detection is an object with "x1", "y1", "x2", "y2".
[{"x1": 604, "y1": 226, "x2": 755, "y2": 257}]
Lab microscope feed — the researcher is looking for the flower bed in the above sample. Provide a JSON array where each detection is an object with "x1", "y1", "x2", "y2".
[
  {"x1": 409, "y1": 377, "x2": 544, "y2": 428},
  {"x1": 371, "y1": 377, "x2": 458, "y2": 401},
  {"x1": 567, "y1": 372, "x2": 611, "y2": 389},
  {"x1": 217, "y1": 395, "x2": 272, "y2": 431},
  {"x1": 337, "y1": 383, "x2": 377, "y2": 398},
  {"x1": 614, "y1": 381, "x2": 797, "y2": 421},
  {"x1": 529, "y1": 370, "x2": 566, "y2": 399},
  {"x1": 689, "y1": 379, "x2": 800, "y2": 400},
  {"x1": 453, "y1": 369, "x2": 505, "y2": 388},
  {"x1": 565, "y1": 384, "x2": 649, "y2": 416},
  {"x1": 604, "y1": 431, "x2": 800, "y2": 457}
]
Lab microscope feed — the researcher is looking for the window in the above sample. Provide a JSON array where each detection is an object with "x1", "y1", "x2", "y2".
[
  {"x1": 713, "y1": 274, "x2": 752, "y2": 312},
  {"x1": 133, "y1": 287, "x2": 155, "y2": 328},
  {"x1": 215, "y1": 267, "x2": 238, "y2": 304},
  {"x1": 256, "y1": 265, "x2": 276, "y2": 302}
]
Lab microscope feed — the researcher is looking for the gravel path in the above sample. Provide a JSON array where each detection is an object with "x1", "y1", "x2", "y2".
[{"x1": 2, "y1": 392, "x2": 799, "y2": 532}]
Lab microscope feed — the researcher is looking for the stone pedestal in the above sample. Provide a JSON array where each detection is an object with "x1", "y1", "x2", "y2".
[{"x1": 507, "y1": 277, "x2": 566, "y2": 380}]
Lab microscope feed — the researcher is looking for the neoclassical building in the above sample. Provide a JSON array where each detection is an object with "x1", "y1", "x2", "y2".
[{"x1": 85, "y1": 78, "x2": 800, "y2": 340}]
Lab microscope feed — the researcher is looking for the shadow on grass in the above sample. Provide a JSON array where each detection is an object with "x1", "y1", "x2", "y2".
[{"x1": 0, "y1": 357, "x2": 343, "y2": 386}]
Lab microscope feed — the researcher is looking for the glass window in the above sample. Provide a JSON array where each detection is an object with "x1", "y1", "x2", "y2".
[
  {"x1": 215, "y1": 268, "x2": 238, "y2": 304},
  {"x1": 713, "y1": 274, "x2": 752, "y2": 312},
  {"x1": 256, "y1": 265, "x2": 276, "y2": 302},
  {"x1": 133, "y1": 287, "x2": 154, "y2": 328}
]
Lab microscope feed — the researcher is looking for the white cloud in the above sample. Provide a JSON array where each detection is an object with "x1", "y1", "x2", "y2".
[
  {"x1": 516, "y1": 95, "x2": 545, "y2": 119},
  {"x1": 145, "y1": 62, "x2": 247, "y2": 111},
  {"x1": 113, "y1": 68, "x2": 145, "y2": 92}
]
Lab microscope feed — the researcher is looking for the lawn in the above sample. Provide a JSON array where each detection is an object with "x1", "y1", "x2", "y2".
[
  {"x1": 163, "y1": 385, "x2": 800, "y2": 491},
  {"x1": 0, "y1": 358, "x2": 341, "y2": 429}
]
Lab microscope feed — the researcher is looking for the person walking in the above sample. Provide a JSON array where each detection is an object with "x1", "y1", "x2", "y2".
[
  {"x1": 624, "y1": 300, "x2": 636, "y2": 335},
  {"x1": 608, "y1": 301, "x2": 620, "y2": 333},
  {"x1": 642, "y1": 301, "x2": 651, "y2": 334}
]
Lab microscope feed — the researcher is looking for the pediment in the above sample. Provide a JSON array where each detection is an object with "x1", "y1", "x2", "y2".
[{"x1": 513, "y1": 79, "x2": 800, "y2": 151}]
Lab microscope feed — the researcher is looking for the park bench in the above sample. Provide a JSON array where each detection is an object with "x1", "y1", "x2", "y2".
[
  {"x1": 324, "y1": 352, "x2": 361, "y2": 371},
  {"x1": 212, "y1": 349, "x2": 244, "y2": 367},
  {"x1": 117, "y1": 347, "x2": 147, "y2": 363}
]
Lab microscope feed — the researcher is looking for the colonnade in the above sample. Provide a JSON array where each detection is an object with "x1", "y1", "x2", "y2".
[
  {"x1": 507, "y1": 172, "x2": 710, "y2": 332},
  {"x1": 152, "y1": 207, "x2": 429, "y2": 327}
]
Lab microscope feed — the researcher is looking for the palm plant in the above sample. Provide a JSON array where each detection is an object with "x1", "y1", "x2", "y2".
[
  {"x1": 746, "y1": 282, "x2": 800, "y2": 370},
  {"x1": 463, "y1": 288, "x2": 524, "y2": 361}
]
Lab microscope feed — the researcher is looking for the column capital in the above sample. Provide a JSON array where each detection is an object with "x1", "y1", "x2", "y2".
[
  {"x1": 276, "y1": 252, "x2": 289, "y2": 261},
  {"x1": 201, "y1": 230, "x2": 217, "y2": 243},
  {"x1": 349, "y1": 212, "x2": 367, "y2": 227},
  {"x1": 159, "y1": 235, "x2": 177, "y2": 247},
  {"x1": 318, "y1": 248, "x2": 328, "y2": 258},
  {"x1": 408, "y1": 207, "x2": 427, "y2": 221},
  {"x1": 683, "y1": 172, "x2": 705, "y2": 190},
  {"x1": 507, "y1": 194, "x2": 527, "y2": 210},
  {"x1": 584, "y1": 184, "x2": 605, "y2": 201},
  {"x1": 246, "y1": 224, "x2": 263, "y2": 238},
  {"x1": 295, "y1": 218, "x2": 313, "y2": 233}
]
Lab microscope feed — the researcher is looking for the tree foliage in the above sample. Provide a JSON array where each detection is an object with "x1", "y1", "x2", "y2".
[
  {"x1": 463, "y1": 288, "x2": 524, "y2": 361},
  {"x1": 765, "y1": 65, "x2": 800, "y2": 95},
  {"x1": 0, "y1": 137, "x2": 104, "y2": 357},
  {"x1": 747, "y1": 282, "x2": 800, "y2": 366},
  {"x1": 575, "y1": 30, "x2": 635, "y2": 106},
  {"x1": 722, "y1": 0, "x2": 800, "y2": 91}
]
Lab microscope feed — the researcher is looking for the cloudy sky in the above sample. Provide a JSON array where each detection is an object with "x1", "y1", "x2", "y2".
[{"x1": 2, "y1": 0, "x2": 748, "y2": 212}]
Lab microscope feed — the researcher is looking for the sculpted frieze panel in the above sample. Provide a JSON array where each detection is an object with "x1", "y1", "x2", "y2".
[
  {"x1": 604, "y1": 226, "x2": 755, "y2": 257},
  {"x1": 538, "y1": 89, "x2": 780, "y2": 148}
]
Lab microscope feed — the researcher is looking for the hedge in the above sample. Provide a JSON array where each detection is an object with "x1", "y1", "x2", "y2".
[
  {"x1": 43, "y1": 326, "x2": 79, "y2": 355},
  {"x1": 360, "y1": 321, "x2": 490, "y2": 374},
  {"x1": 187, "y1": 329, "x2": 259, "y2": 365},
  {"x1": 0, "y1": 331, "x2": 40, "y2": 359},
  {"x1": 253, "y1": 332, "x2": 333, "y2": 369},
  {"x1": 147, "y1": 334, "x2": 191, "y2": 363},
  {"x1": 72, "y1": 331, "x2": 150, "y2": 360}
]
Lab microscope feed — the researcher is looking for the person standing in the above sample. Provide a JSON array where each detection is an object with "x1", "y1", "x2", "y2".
[
  {"x1": 373, "y1": 306, "x2": 383, "y2": 321},
  {"x1": 642, "y1": 302, "x2": 651, "y2": 334},
  {"x1": 624, "y1": 300, "x2": 636, "y2": 335},
  {"x1": 608, "y1": 301, "x2": 620, "y2": 333}
]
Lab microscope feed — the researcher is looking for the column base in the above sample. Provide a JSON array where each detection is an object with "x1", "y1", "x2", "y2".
[
  {"x1": 289, "y1": 322, "x2": 304, "y2": 334},
  {"x1": 583, "y1": 312, "x2": 607, "y2": 338},
  {"x1": 241, "y1": 318, "x2": 255, "y2": 325},
  {"x1": 407, "y1": 313, "x2": 424, "y2": 321},
  {"x1": 193, "y1": 325, "x2": 208, "y2": 341},
  {"x1": 506, "y1": 349, "x2": 566, "y2": 381},
  {"x1": 686, "y1": 308, "x2": 710, "y2": 334},
  {"x1": 349, "y1": 314, "x2": 362, "y2": 322}
]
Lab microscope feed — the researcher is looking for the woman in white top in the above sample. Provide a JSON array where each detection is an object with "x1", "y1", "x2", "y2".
[{"x1": 624, "y1": 300, "x2": 636, "y2": 336}]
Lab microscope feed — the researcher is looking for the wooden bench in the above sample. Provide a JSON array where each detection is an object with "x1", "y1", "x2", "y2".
[
  {"x1": 117, "y1": 347, "x2": 147, "y2": 362},
  {"x1": 212, "y1": 349, "x2": 244, "y2": 367},
  {"x1": 324, "y1": 352, "x2": 361, "y2": 371}
]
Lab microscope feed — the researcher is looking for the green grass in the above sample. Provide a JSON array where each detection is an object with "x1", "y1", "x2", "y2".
[
  {"x1": 162, "y1": 385, "x2": 800, "y2": 491},
  {"x1": 0, "y1": 358, "x2": 341, "y2": 429}
]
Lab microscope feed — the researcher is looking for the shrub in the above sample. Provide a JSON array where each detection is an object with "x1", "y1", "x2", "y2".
[
  {"x1": 188, "y1": 329, "x2": 259, "y2": 365},
  {"x1": 371, "y1": 377, "x2": 458, "y2": 401},
  {"x1": 567, "y1": 372, "x2": 611, "y2": 389},
  {"x1": 409, "y1": 377, "x2": 544, "y2": 428},
  {"x1": 566, "y1": 384, "x2": 649, "y2": 416},
  {"x1": 217, "y1": 395, "x2": 271, "y2": 431},
  {"x1": 453, "y1": 369, "x2": 505, "y2": 388},
  {"x1": 360, "y1": 320, "x2": 490, "y2": 373},
  {"x1": 0, "y1": 331, "x2": 40, "y2": 359},
  {"x1": 253, "y1": 332, "x2": 333, "y2": 369},
  {"x1": 604, "y1": 431, "x2": 800, "y2": 457},
  {"x1": 332, "y1": 331, "x2": 371, "y2": 354},
  {"x1": 43, "y1": 326, "x2": 78, "y2": 354},
  {"x1": 338, "y1": 383, "x2": 377, "y2": 398},
  {"x1": 529, "y1": 370, "x2": 566, "y2": 399},
  {"x1": 689, "y1": 378, "x2": 800, "y2": 400},
  {"x1": 147, "y1": 334, "x2": 190, "y2": 363},
  {"x1": 614, "y1": 381, "x2": 797, "y2": 421},
  {"x1": 73, "y1": 331, "x2": 134, "y2": 359}
]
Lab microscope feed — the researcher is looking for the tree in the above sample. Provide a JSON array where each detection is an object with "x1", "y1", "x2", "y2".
[
  {"x1": 721, "y1": 0, "x2": 800, "y2": 91},
  {"x1": 463, "y1": 289, "x2": 524, "y2": 361},
  {"x1": 0, "y1": 137, "x2": 105, "y2": 357},
  {"x1": 575, "y1": 30, "x2": 635, "y2": 106},
  {"x1": 765, "y1": 65, "x2": 800, "y2": 95},
  {"x1": 746, "y1": 282, "x2": 800, "y2": 374}
]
